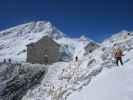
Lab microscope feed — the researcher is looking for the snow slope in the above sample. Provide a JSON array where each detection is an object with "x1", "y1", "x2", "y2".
[
  {"x1": 68, "y1": 49, "x2": 133, "y2": 100},
  {"x1": 67, "y1": 31, "x2": 133, "y2": 100},
  {"x1": 22, "y1": 30, "x2": 133, "y2": 100},
  {"x1": 22, "y1": 37, "x2": 102, "y2": 100},
  {"x1": 0, "y1": 21, "x2": 100, "y2": 100},
  {"x1": 56, "y1": 36, "x2": 97, "y2": 59}
]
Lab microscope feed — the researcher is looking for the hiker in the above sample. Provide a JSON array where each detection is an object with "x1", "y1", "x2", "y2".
[
  {"x1": 75, "y1": 56, "x2": 78, "y2": 62},
  {"x1": 114, "y1": 47, "x2": 124, "y2": 66},
  {"x1": 3, "y1": 59, "x2": 6, "y2": 63},
  {"x1": 128, "y1": 33, "x2": 130, "y2": 35},
  {"x1": 8, "y1": 58, "x2": 11, "y2": 63}
]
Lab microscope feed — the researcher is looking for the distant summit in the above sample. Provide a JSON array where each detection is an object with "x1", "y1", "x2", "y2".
[
  {"x1": 0, "y1": 21, "x2": 65, "y2": 62},
  {"x1": 0, "y1": 21, "x2": 64, "y2": 39}
]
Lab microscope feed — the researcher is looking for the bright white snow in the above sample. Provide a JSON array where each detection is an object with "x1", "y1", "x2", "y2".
[
  {"x1": 22, "y1": 29, "x2": 133, "y2": 100},
  {"x1": 68, "y1": 49, "x2": 133, "y2": 100}
]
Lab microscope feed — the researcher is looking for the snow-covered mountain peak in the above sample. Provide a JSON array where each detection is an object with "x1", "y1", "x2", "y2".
[
  {"x1": 79, "y1": 35, "x2": 94, "y2": 42},
  {"x1": 111, "y1": 30, "x2": 129, "y2": 39},
  {"x1": 79, "y1": 35, "x2": 88, "y2": 41},
  {"x1": 102, "y1": 30, "x2": 133, "y2": 46},
  {"x1": 0, "y1": 21, "x2": 64, "y2": 39},
  {"x1": 0, "y1": 21, "x2": 65, "y2": 62}
]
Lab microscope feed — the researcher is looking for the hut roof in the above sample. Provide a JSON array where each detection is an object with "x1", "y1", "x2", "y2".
[{"x1": 26, "y1": 36, "x2": 60, "y2": 47}]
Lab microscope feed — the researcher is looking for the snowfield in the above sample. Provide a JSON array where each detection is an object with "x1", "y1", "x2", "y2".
[
  {"x1": 68, "y1": 49, "x2": 133, "y2": 100},
  {"x1": 68, "y1": 31, "x2": 133, "y2": 100}
]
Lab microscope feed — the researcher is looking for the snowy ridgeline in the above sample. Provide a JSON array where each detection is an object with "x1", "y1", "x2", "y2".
[{"x1": 0, "y1": 63, "x2": 47, "y2": 100}]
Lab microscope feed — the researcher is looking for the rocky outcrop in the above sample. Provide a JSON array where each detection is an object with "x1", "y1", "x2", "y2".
[{"x1": 0, "y1": 63, "x2": 47, "y2": 100}]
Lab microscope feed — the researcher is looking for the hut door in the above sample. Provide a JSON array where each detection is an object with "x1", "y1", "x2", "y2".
[
  {"x1": 44, "y1": 49, "x2": 48, "y2": 64},
  {"x1": 44, "y1": 55, "x2": 48, "y2": 64}
]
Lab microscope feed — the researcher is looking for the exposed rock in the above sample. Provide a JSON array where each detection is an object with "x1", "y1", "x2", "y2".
[{"x1": 0, "y1": 63, "x2": 47, "y2": 100}]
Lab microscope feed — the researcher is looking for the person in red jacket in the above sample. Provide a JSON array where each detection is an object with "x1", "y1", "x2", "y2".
[{"x1": 114, "y1": 48, "x2": 124, "y2": 66}]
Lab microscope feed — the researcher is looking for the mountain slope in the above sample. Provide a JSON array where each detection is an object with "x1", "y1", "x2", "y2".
[
  {"x1": 67, "y1": 30, "x2": 133, "y2": 100},
  {"x1": 22, "y1": 30, "x2": 133, "y2": 100},
  {"x1": 0, "y1": 21, "x2": 132, "y2": 100},
  {"x1": 68, "y1": 49, "x2": 133, "y2": 100},
  {"x1": 0, "y1": 21, "x2": 64, "y2": 62},
  {"x1": 0, "y1": 21, "x2": 97, "y2": 63}
]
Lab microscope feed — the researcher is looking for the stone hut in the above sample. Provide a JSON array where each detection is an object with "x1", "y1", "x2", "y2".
[
  {"x1": 26, "y1": 36, "x2": 60, "y2": 64},
  {"x1": 84, "y1": 42, "x2": 100, "y2": 55}
]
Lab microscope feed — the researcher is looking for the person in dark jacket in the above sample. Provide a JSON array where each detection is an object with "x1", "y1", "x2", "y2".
[
  {"x1": 8, "y1": 58, "x2": 11, "y2": 63},
  {"x1": 3, "y1": 59, "x2": 6, "y2": 63},
  {"x1": 75, "y1": 56, "x2": 78, "y2": 62}
]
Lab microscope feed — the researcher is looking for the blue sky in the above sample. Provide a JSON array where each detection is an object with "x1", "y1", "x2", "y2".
[{"x1": 0, "y1": 0, "x2": 132, "y2": 42}]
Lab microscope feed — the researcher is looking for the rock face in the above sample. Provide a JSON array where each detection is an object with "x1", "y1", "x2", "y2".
[
  {"x1": 0, "y1": 63, "x2": 47, "y2": 100},
  {"x1": 84, "y1": 42, "x2": 100, "y2": 55}
]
